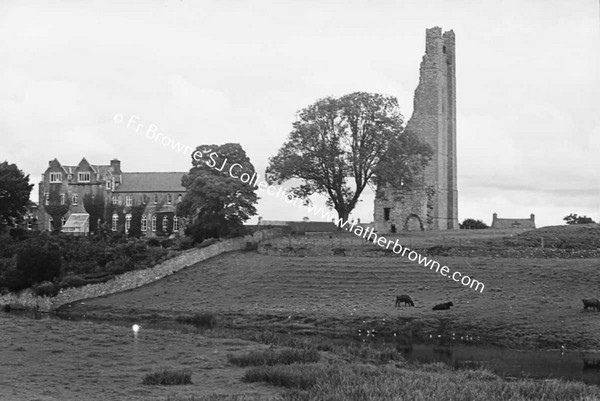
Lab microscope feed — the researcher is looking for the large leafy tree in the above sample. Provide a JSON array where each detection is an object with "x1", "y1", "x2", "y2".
[
  {"x1": 178, "y1": 143, "x2": 258, "y2": 242},
  {"x1": 0, "y1": 161, "x2": 34, "y2": 227},
  {"x1": 266, "y1": 92, "x2": 433, "y2": 223}
]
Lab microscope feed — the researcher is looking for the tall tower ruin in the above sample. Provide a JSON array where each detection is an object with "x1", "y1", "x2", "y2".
[{"x1": 374, "y1": 27, "x2": 459, "y2": 231}]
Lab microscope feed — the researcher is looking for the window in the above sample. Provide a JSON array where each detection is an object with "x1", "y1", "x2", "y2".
[
  {"x1": 125, "y1": 214, "x2": 131, "y2": 233},
  {"x1": 67, "y1": 174, "x2": 72, "y2": 180},
  {"x1": 141, "y1": 215, "x2": 147, "y2": 231},
  {"x1": 154, "y1": 194, "x2": 158, "y2": 204},
  {"x1": 162, "y1": 216, "x2": 168, "y2": 232},
  {"x1": 177, "y1": 194, "x2": 182, "y2": 204},
  {"x1": 112, "y1": 214, "x2": 118, "y2": 231},
  {"x1": 106, "y1": 180, "x2": 112, "y2": 190},
  {"x1": 384, "y1": 208, "x2": 391, "y2": 221},
  {"x1": 27, "y1": 220, "x2": 32, "y2": 230},
  {"x1": 112, "y1": 195, "x2": 119, "y2": 205},
  {"x1": 151, "y1": 216, "x2": 157, "y2": 232},
  {"x1": 78, "y1": 172, "x2": 90, "y2": 182},
  {"x1": 167, "y1": 194, "x2": 172, "y2": 204},
  {"x1": 173, "y1": 216, "x2": 179, "y2": 232},
  {"x1": 126, "y1": 195, "x2": 132, "y2": 206},
  {"x1": 50, "y1": 172, "x2": 62, "y2": 183},
  {"x1": 72, "y1": 194, "x2": 78, "y2": 206},
  {"x1": 49, "y1": 217, "x2": 53, "y2": 231},
  {"x1": 44, "y1": 193, "x2": 49, "y2": 206},
  {"x1": 60, "y1": 194, "x2": 65, "y2": 205},
  {"x1": 61, "y1": 216, "x2": 67, "y2": 227}
]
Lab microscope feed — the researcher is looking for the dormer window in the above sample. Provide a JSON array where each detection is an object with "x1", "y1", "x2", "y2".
[
  {"x1": 78, "y1": 172, "x2": 90, "y2": 182},
  {"x1": 106, "y1": 180, "x2": 112, "y2": 190},
  {"x1": 50, "y1": 173, "x2": 62, "y2": 183}
]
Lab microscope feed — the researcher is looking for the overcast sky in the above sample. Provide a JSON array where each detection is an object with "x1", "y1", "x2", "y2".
[{"x1": 1, "y1": 0, "x2": 598, "y2": 228}]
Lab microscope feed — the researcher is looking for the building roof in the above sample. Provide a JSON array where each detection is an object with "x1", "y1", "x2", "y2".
[
  {"x1": 63, "y1": 213, "x2": 89, "y2": 229},
  {"x1": 113, "y1": 172, "x2": 187, "y2": 193}
]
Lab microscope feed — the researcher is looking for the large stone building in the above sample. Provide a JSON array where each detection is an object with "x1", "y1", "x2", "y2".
[
  {"x1": 374, "y1": 27, "x2": 459, "y2": 232},
  {"x1": 38, "y1": 158, "x2": 186, "y2": 236}
]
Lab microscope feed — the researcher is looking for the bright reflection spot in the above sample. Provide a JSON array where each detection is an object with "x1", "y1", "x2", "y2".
[{"x1": 132, "y1": 324, "x2": 140, "y2": 333}]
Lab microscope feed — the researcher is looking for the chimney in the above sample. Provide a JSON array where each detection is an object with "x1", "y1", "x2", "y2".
[{"x1": 110, "y1": 159, "x2": 121, "y2": 174}]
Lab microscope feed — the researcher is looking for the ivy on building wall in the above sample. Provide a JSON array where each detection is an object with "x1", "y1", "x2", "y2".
[{"x1": 44, "y1": 185, "x2": 70, "y2": 233}]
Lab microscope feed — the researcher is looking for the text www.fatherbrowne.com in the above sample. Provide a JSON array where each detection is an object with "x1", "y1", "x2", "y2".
[{"x1": 302, "y1": 204, "x2": 485, "y2": 293}]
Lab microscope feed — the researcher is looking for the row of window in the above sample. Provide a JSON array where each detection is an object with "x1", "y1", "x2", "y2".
[
  {"x1": 112, "y1": 214, "x2": 180, "y2": 233},
  {"x1": 112, "y1": 194, "x2": 182, "y2": 206},
  {"x1": 49, "y1": 172, "x2": 91, "y2": 183},
  {"x1": 44, "y1": 193, "x2": 79, "y2": 206}
]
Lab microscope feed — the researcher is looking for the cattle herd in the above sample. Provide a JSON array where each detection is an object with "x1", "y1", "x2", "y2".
[
  {"x1": 396, "y1": 295, "x2": 600, "y2": 312},
  {"x1": 395, "y1": 295, "x2": 454, "y2": 311}
]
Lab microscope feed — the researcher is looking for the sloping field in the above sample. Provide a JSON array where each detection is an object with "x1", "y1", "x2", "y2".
[{"x1": 64, "y1": 250, "x2": 600, "y2": 350}]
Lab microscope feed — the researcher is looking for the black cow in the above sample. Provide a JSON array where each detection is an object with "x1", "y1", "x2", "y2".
[
  {"x1": 395, "y1": 295, "x2": 415, "y2": 307},
  {"x1": 582, "y1": 298, "x2": 600, "y2": 312},
  {"x1": 432, "y1": 302, "x2": 454, "y2": 311}
]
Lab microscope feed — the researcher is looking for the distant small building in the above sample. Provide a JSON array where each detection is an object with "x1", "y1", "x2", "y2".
[
  {"x1": 256, "y1": 217, "x2": 337, "y2": 234},
  {"x1": 491, "y1": 213, "x2": 536, "y2": 229}
]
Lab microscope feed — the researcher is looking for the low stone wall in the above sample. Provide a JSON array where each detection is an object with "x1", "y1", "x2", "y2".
[{"x1": 0, "y1": 229, "x2": 284, "y2": 312}]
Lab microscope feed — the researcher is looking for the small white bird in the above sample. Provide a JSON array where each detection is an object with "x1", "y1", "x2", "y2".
[{"x1": 132, "y1": 324, "x2": 141, "y2": 333}]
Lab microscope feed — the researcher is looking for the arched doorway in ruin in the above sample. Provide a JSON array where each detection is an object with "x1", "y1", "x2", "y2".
[{"x1": 404, "y1": 214, "x2": 424, "y2": 231}]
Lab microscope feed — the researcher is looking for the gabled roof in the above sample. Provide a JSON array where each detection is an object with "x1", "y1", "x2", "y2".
[{"x1": 113, "y1": 172, "x2": 187, "y2": 193}]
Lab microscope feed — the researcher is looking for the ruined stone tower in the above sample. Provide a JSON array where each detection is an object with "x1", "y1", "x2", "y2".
[{"x1": 374, "y1": 27, "x2": 459, "y2": 231}]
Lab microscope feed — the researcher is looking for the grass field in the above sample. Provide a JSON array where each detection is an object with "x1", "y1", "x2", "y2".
[
  {"x1": 6, "y1": 225, "x2": 600, "y2": 400},
  {"x1": 60, "y1": 226, "x2": 600, "y2": 350}
]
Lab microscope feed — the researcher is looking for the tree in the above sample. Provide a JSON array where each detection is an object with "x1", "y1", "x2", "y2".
[
  {"x1": 0, "y1": 161, "x2": 34, "y2": 227},
  {"x1": 44, "y1": 189, "x2": 70, "y2": 233},
  {"x1": 83, "y1": 192, "x2": 105, "y2": 234},
  {"x1": 460, "y1": 218, "x2": 489, "y2": 229},
  {"x1": 265, "y1": 92, "x2": 433, "y2": 223},
  {"x1": 178, "y1": 143, "x2": 258, "y2": 243},
  {"x1": 563, "y1": 213, "x2": 596, "y2": 225}
]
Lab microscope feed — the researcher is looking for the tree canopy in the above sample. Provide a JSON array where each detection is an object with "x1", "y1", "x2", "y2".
[
  {"x1": 460, "y1": 218, "x2": 489, "y2": 229},
  {"x1": 563, "y1": 213, "x2": 596, "y2": 225},
  {"x1": 266, "y1": 92, "x2": 432, "y2": 223},
  {"x1": 178, "y1": 143, "x2": 258, "y2": 242},
  {"x1": 0, "y1": 161, "x2": 34, "y2": 227}
]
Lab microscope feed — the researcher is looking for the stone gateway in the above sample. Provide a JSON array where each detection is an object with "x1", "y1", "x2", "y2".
[{"x1": 375, "y1": 27, "x2": 459, "y2": 232}]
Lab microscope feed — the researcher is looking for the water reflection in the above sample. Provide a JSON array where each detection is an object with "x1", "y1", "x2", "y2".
[{"x1": 402, "y1": 343, "x2": 600, "y2": 386}]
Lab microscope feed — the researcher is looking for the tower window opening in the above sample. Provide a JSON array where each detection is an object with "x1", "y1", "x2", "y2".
[
  {"x1": 384, "y1": 208, "x2": 391, "y2": 221},
  {"x1": 443, "y1": 45, "x2": 446, "y2": 53}
]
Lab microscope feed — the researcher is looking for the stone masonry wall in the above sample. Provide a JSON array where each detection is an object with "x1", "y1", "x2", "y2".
[
  {"x1": 0, "y1": 228, "x2": 285, "y2": 312},
  {"x1": 374, "y1": 26, "x2": 459, "y2": 231}
]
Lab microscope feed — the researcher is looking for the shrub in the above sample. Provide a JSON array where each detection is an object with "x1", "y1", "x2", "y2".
[
  {"x1": 242, "y1": 364, "x2": 326, "y2": 389},
  {"x1": 142, "y1": 368, "x2": 192, "y2": 385},
  {"x1": 459, "y1": 218, "x2": 489, "y2": 229},
  {"x1": 58, "y1": 275, "x2": 88, "y2": 289},
  {"x1": 9, "y1": 228, "x2": 29, "y2": 241},
  {"x1": 176, "y1": 237, "x2": 195, "y2": 250},
  {"x1": 15, "y1": 244, "x2": 61, "y2": 290},
  {"x1": 196, "y1": 238, "x2": 219, "y2": 249},
  {"x1": 245, "y1": 241, "x2": 258, "y2": 251},
  {"x1": 1, "y1": 268, "x2": 26, "y2": 292},
  {"x1": 33, "y1": 281, "x2": 59, "y2": 297},
  {"x1": 147, "y1": 237, "x2": 161, "y2": 247},
  {"x1": 176, "y1": 312, "x2": 217, "y2": 329},
  {"x1": 228, "y1": 348, "x2": 320, "y2": 367}
]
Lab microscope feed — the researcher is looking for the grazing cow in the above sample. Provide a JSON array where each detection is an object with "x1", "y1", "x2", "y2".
[
  {"x1": 582, "y1": 298, "x2": 600, "y2": 312},
  {"x1": 395, "y1": 295, "x2": 415, "y2": 307},
  {"x1": 433, "y1": 302, "x2": 454, "y2": 311}
]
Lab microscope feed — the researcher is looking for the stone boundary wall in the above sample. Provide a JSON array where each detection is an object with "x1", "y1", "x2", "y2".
[{"x1": 0, "y1": 228, "x2": 285, "y2": 312}]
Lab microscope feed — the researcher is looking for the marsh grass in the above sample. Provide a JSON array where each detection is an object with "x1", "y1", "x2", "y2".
[
  {"x1": 242, "y1": 362, "x2": 600, "y2": 401},
  {"x1": 142, "y1": 368, "x2": 192, "y2": 385},
  {"x1": 228, "y1": 347, "x2": 320, "y2": 367},
  {"x1": 176, "y1": 312, "x2": 217, "y2": 329}
]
